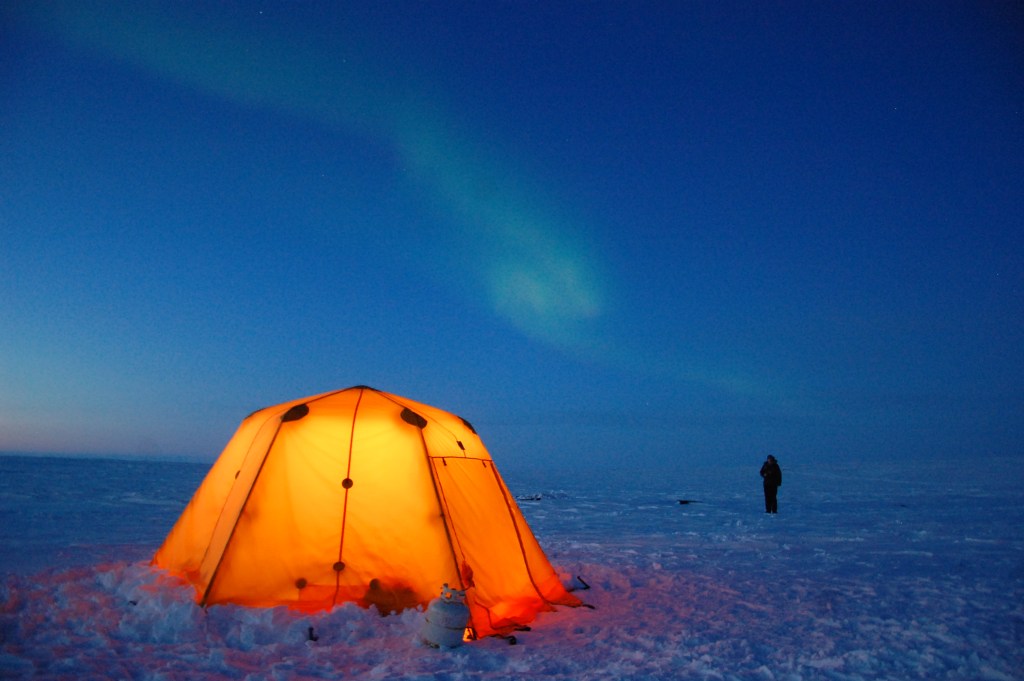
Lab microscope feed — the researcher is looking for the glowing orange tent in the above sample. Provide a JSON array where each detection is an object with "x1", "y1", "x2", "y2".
[{"x1": 153, "y1": 385, "x2": 580, "y2": 638}]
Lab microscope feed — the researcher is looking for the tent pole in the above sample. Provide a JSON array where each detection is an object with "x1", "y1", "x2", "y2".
[{"x1": 199, "y1": 418, "x2": 286, "y2": 607}]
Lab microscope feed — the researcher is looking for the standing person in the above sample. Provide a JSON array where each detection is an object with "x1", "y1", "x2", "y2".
[{"x1": 760, "y1": 455, "x2": 782, "y2": 513}]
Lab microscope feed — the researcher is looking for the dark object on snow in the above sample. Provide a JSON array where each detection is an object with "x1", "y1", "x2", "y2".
[
  {"x1": 517, "y1": 493, "x2": 543, "y2": 501},
  {"x1": 307, "y1": 626, "x2": 319, "y2": 642},
  {"x1": 760, "y1": 455, "x2": 782, "y2": 513},
  {"x1": 567, "y1": 576, "x2": 596, "y2": 610},
  {"x1": 677, "y1": 499, "x2": 699, "y2": 505}
]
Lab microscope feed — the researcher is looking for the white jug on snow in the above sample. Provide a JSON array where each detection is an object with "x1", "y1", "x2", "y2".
[{"x1": 419, "y1": 583, "x2": 470, "y2": 648}]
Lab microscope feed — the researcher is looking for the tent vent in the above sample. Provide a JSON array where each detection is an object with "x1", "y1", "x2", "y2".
[
  {"x1": 456, "y1": 440, "x2": 465, "y2": 451},
  {"x1": 341, "y1": 478, "x2": 353, "y2": 489},
  {"x1": 460, "y1": 417, "x2": 477, "y2": 434},
  {"x1": 401, "y1": 408, "x2": 428, "y2": 428},
  {"x1": 295, "y1": 578, "x2": 307, "y2": 589},
  {"x1": 282, "y1": 404, "x2": 310, "y2": 422},
  {"x1": 333, "y1": 561, "x2": 345, "y2": 572}
]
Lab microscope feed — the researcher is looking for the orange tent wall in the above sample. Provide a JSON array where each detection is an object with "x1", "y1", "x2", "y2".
[{"x1": 153, "y1": 386, "x2": 580, "y2": 638}]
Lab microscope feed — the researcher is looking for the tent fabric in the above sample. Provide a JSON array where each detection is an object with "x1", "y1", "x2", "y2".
[{"x1": 152, "y1": 386, "x2": 580, "y2": 638}]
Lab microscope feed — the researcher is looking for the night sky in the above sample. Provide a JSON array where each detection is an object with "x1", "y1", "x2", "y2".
[{"x1": 2, "y1": 2, "x2": 1022, "y2": 468}]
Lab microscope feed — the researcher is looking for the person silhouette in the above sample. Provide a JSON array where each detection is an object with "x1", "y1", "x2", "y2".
[{"x1": 759, "y1": 455, "x2": 782, "y2": 513}]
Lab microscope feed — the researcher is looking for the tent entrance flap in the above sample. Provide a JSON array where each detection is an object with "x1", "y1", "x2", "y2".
[{"x1": 430, "y1": 456, "x2": 580, "y2": 636}]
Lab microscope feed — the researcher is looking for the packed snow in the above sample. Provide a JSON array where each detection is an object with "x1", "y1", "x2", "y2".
[{"x1": 1, "y1": 455, "x2": 1022, "y2": 680}]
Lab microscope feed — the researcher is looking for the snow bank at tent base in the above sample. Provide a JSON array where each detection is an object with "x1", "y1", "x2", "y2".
[
  {"x1": 2, "y1": 456, "x2": 1023, "y2": 679},
  {"x1": 3, "y1": 557, "x2": 1021, "y2": 680}
]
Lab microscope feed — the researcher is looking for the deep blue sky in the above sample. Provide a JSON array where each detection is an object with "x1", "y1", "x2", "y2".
[{"x1": 2, "y1": 2, "x2": 1022, "y2": 468}]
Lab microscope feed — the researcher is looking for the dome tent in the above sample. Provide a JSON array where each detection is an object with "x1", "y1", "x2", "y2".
[{"x1": 153, "y1": 386, "x2": 581, "y2": 638}]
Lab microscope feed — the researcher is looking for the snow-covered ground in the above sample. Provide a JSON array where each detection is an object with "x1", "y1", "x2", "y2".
[{"x1": 1, "y1": 454, "x2": 1022, "y2": 680}]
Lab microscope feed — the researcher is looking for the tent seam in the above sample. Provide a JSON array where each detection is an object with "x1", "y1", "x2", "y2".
[{"x1": 199, "y1": 417, "x2": 285, "y2": 607}]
